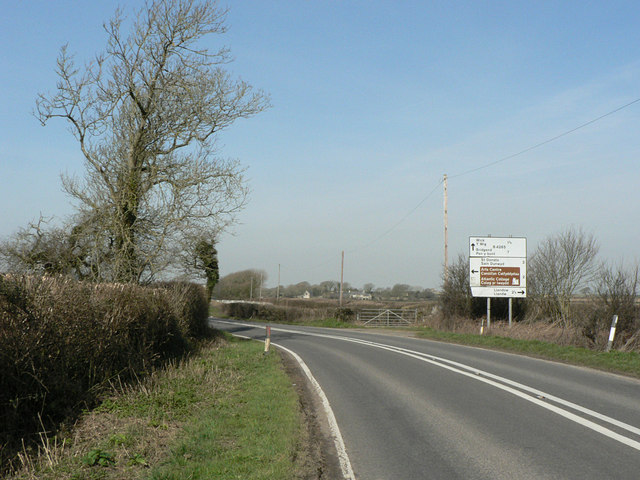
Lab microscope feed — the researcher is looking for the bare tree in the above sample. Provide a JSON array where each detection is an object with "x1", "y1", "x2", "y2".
[
  {"x1": 591, "y1": 262, "x2": 639, "y2": 346},
  {"x1": 528, "y1": 227, "x2": 599, "y2": 326},
  {"x1": 0, "y1": 216, "x2": 66, "y2": 275},
  {"x1": 35, "y1": 0, "x2": 269, "y2": 283},
  {"x1": 0, "y1": 213, "x2": 121, "y2": 280},
  {"x1": 214, "y1": 269, "x2": 266, "y2": 299},
  {"x1": 439, "y1": 253, "x2": 472, "y2": 319}
]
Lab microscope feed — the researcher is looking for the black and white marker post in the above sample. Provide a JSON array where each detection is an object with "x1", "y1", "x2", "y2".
[{"x1": 606, "y1": 315, "x2": 618, "y2": 352}]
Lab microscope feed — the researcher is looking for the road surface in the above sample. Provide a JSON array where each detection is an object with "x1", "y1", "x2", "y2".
[{"x1": 210, "y1": 319, "x2": 640, "y2": 480}]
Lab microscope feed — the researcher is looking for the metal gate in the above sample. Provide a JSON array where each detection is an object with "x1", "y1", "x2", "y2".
[{"x1": 357, "y1": 309, "x2": 417, "y2": 326}]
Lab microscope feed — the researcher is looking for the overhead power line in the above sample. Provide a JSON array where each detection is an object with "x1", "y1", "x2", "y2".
[
  {"x1": 449, "y1": 96, "x2": 640, "y2": 180},
  {"x1": 383, "y1": 95, "x2": 640, "y2": 239},
  {"x1": 306, "y1": 95, "x2": 640, "y2": 275}
]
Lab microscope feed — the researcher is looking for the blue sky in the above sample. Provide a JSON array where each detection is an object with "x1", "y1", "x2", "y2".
[{"x1": 2, "y1": 1, "x2": 639, "y2": 289}]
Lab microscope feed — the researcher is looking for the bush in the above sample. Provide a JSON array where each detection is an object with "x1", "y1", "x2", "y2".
[
  {"x1": 334, "y1": 307, "x2": 355, "y2": 322},
  {"x1": 154, "y1": 281, "x2": 209, "y2": 338},
  {"x1": 0, "y1": 275, "x2": 208, "y2": 472},
  {"x1": 223, "y1": 302, "x2": 302, "y2": 323},
  {"x1": 222, "y1": 301, "x2": 340, "y2": 324},
  {"x1": 439, "y1": 254, "x2": 473, "y2": 319}
]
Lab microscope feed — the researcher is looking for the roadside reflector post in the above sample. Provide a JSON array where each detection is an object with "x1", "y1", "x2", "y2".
[
  {"x1": 480, "y1": 317, "x2": 485, "y2": 335},
  {"x1": 486, "y1": 298, "x2": 491, "y2": 329},
  {"x1": 606, "y1": 315, "x2": 618, "y2": 352},
  {"x1": 264, "y1": 325, "x2": 271, "y2": 354}
]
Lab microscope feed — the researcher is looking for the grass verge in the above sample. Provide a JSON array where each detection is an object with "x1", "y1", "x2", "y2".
[
  {"x1": 9, "y1": 334, "x2": 312, "y2": 480},
  {"x1": 414, "y1": 327, "x2": 640, "y2": 378}
]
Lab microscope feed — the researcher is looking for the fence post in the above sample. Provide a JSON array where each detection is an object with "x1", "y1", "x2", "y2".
[{"x1": 606, "y1": 315, "x2": 619, "y2": 352}]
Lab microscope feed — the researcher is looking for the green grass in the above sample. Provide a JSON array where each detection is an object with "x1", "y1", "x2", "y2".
[
  {"x1": 11, "y1": 336, "x2": 308, "y2": 480},
  {"x1": 414, "y1": 327, "x2": 640, "y2": 378},
  {"x1": 150, "y1": 339, "x2": 302, "y2": 480}
]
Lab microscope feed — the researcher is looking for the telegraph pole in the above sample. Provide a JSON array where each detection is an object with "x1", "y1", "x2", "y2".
[
  {"x1": 443, "y1": 174, "x2": 449, "y2": 284},
  {"x1": 340, "y1": 250, "x2": 344, "y2": 307}
]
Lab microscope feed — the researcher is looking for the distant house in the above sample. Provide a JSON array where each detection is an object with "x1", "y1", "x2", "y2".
[
  {"x1": 300, "y1": 290, "x2": 311, "y2": 299},
  {"x1": 351, "y1": 293, "x2": 372, "y2": 301}
]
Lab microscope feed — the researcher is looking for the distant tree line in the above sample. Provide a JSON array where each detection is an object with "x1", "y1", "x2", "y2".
[{"x1": 212, "y1": 270, "x2": 437, "y2": 301}]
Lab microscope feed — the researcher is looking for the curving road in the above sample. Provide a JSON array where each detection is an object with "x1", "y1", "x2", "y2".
[{"x1": 209, "y1": 319, "x2": 640, "y2": 480}]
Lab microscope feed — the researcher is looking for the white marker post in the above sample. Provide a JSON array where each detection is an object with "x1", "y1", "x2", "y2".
[
  {"x1": 606, "y1": 315, "x2": 618, "y2": 352},
  {"x1": 264, "y1": 325, "x2": 271, "y2": 354}
]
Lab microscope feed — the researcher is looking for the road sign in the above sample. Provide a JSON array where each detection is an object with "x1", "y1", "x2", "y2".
[
  {"x1": 480, "y1": 266, "x2": 521, "y2": 286},
  {"x1": 469, "y1": 236, "x2": 526, "y2": 258},
  {"x1": 469, "y1": 257, "x2": 527, "y2": 287},
  {"x1": 469, "y1": 237, "x2": 526, "y2": 298}
]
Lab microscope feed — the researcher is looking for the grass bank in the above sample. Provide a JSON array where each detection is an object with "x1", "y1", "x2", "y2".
[
  {"x1": 9, "y1": 334, "x2": 315, "y2": 480},
  {"x1": 415, "y1": 327, "x2": 640, "y2": 378}
]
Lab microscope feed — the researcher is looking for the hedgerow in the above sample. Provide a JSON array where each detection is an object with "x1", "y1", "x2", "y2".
[{"x1": 0, "y1": 275, "x2": 209, "y2": 472}]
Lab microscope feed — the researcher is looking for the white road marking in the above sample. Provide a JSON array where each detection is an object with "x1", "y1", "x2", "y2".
[
  {"x1": 226, "y1": 331, "x2": 356, "y2": 479},
  {"x1": 274, "y1": 342, "x2": 356, "y2": 480},
  {"x1": 214, "y1": 320, "x2": 640, "y2": 453}
]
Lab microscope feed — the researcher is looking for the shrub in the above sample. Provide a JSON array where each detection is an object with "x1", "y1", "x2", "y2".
[
  {"x1": 0, "y1": 275, "x2": 208, "y2": 473},
  {"x1": 334, "y1": 307, "x2": 355, "y2": 322},
  {"x1": 222, "y1": 301, "x2": 336, "y2": 324},
  {"x1": 154, "y1": 281, "x2": 209, "y2": 338}
]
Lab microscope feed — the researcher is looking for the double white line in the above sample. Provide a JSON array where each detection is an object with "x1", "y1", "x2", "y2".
[
  {"x1": 334, "y1": 334, "x2": 640, "y2": 452},
  {"x1": 215, "y1": 319, "x2": 640, "y2": 476}
]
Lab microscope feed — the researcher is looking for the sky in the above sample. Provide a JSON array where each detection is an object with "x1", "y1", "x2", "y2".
[{"x1": 2, "y1": 1, "x2": 640, "y2": 290}]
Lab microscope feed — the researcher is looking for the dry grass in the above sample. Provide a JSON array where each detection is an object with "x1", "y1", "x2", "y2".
[
  {"x1": 421, "y1": 313, "x2": 606, "y2": 349},
  {"x1": 7, "y1": 336, "x2": 230, "y2": 480},
  {"x1": 7, "y1": 335, "x2": 315, "y2": 480},
  {"x1": 0, "y1": 274, "x2": 210, "y2": 475}
]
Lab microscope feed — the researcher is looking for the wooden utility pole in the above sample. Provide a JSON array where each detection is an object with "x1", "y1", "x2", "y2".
[
  {"x1": 340, "y1": 250, "x2": 344, "y2": 307},
  {"x1": 443, "y1": 174, "x2": 449, "y2": 284}
]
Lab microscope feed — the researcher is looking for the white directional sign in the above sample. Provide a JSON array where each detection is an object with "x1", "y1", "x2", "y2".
[
  {"x1": 469, "y1": 237, "x2": 527, "y2": 298},
  {"x1": 469, "y1": 236, "x2": 526, "y2": 258}
]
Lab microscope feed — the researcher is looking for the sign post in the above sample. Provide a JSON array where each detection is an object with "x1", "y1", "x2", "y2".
[{"x1": 469, "y1": 236, "x2": 527, "y2": 327}]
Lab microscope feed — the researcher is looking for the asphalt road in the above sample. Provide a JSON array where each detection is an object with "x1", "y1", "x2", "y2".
[{"x1": 209, "y1": 319, "x2": 640, "y2": 480}]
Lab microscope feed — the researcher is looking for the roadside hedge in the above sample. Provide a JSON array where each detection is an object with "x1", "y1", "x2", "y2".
[
  {"x1": 221, "y1": 301, "x2": 355, "y2": 323},
  {"x1": 0, "y1": 275, "x2": 209, "y2": 471}
]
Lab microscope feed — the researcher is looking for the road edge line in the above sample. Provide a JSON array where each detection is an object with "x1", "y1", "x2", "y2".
[
  {"x1": 273, "y1": 342, "x2": 356, "y2": 480},
  {"x1": 227, "y1": 330, "x2": 355, "y2": 479}
]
